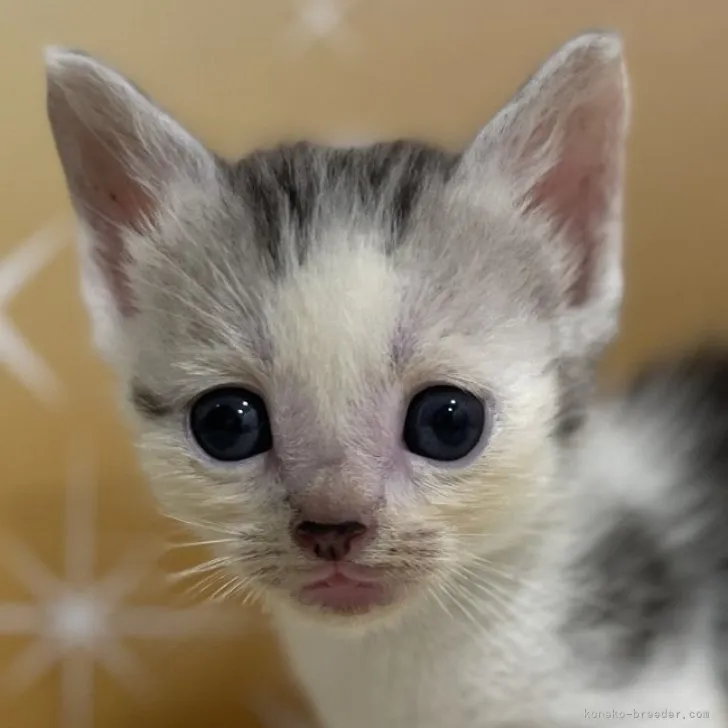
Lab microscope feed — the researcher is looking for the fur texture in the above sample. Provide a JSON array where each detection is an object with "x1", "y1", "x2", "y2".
[{"x1": 44, "y1": 32, "x2": 726, "y2": 726}]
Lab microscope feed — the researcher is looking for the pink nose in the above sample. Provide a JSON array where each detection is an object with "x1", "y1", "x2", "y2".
[{"x1": 292, "y1": 520, "x2": 370, "y2": 561}]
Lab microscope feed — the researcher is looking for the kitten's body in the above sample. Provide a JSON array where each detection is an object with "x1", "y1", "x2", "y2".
[{"x1": 43, "y1": 33, "x2": 728, "y2": 726}]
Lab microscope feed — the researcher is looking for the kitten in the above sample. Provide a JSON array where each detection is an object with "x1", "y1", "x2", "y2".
[{"x1": 44, "y1": 32, "x2": 727, "y2": 726}]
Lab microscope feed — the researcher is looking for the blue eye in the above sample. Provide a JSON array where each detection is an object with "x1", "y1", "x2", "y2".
[
  {"x1": 189, "y1": 387, "x2": 272, "y2": 462},
  {"x1": 403, "y1": 385, "x2": 487, "y2": 462}
]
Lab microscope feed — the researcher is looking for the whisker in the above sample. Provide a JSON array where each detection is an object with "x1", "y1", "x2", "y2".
[
  {"x1": 425, "y1": 581, "x2": 455, "y2": 622},
  {"x1": 452, "y1": 565, "x2": 552, "y2": 656},
  {"x1": 439, "y1": 579, "x2": 529, "y2": 664},
  {"x1": 466, "y1": 555, "x2": 524, "y2": 585},
  {"x1": 180, "y1": 569, "x2": 230, "y2": 602},
  {"x1": 168, "y1": 555, "x2": 239, "y2": 581},
  {"x1": 208, "y1": 574, "x2": 244, "y2": 602},
  {"x1": 164, "y1": 537, "x2": 239, "y2": 552}
]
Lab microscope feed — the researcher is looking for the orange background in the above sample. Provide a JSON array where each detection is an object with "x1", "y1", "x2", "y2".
[{"x1": 2, "y1": 1, "x2": 728, "y2": 726}]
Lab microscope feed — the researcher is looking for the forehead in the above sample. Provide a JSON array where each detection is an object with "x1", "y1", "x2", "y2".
[
  {"x1": 262, "y1": 240, "x2": 403, "y2": 455},
  {"x1": 270, "y1": 237, "x2": 400, "y2": 390},
  {"x1": 227, "y1": 141, "x2": 457, "y2": 391},
  {"x1": 138, "y1": 139, "x2": 553, "y2": 411}
]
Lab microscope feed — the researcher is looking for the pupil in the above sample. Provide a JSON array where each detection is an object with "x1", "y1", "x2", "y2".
[
  {"x1": 206, "y1": 402, "x2": 253, "y2": 449},
  {"x1": 432, "y1": 398, "x2": 469, "y2": 446}
]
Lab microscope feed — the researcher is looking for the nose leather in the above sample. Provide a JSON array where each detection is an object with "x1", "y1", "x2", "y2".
[{"x1": 293, "y1": 520, "x2": 368, "y2": 561}]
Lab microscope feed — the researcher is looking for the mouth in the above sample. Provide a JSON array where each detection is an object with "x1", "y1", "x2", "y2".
[{"x1": 296, "y1": 565, "x2": 392, "y2": 614}]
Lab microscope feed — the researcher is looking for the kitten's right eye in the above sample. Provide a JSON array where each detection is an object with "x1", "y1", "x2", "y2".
[{"x1": 189, "y1": 387, "x2": 272, "y2": 462}]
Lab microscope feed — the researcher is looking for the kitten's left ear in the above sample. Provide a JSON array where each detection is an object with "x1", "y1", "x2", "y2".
[{"x1": 461, "y1": 32, "x2": 629, "y2": 355}]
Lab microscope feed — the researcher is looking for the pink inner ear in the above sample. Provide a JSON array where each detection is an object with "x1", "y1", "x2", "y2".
[
  {"x1": 526, "y1": 100, "x2": 622, "y2": 306},
  {"x1": 72, "y1": 128, "x2": 154, "y2": 317}
]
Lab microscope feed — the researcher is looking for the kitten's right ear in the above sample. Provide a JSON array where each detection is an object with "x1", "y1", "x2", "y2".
[{"x1": 45, "y1": 48, "x2": 219, "y2": 358}]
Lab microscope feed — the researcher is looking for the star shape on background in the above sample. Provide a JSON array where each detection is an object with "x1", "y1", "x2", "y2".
[
  {"x1": 0, "y1": 440, "x2": 248, "y2": 728},
  {"x1": 0, "y1": 223, "x2": 67, "y2": 404},
  {"x1": 282, "y1": 0, "x2": 359, "y2": 52}
]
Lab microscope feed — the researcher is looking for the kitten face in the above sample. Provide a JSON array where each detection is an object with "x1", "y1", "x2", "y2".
[
  {"x1": 45, "y1": 33, "x2": 628, "y2": 625},
  {"x1": 127, "y1": 158, "x2": 561, "y2": 621}
]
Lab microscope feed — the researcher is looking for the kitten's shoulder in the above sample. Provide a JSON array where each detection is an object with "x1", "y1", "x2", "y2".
[
  {"x1": 582, "y1": 344, "x2": 728, "y2": 548},
  {"x1": 550, "y1": 346, "x2": 728, "y2": 721},
  {"x1": 560, "y1": 346, "x2": 728, "y2": 695}
]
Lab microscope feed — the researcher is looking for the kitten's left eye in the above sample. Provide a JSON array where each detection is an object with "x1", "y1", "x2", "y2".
[
  {"x1": 403, "y1": 385, "x2": 487, "y2": 462},
  {"x1": 189, "y1": 387, "x2": 272, "y2": 462}
]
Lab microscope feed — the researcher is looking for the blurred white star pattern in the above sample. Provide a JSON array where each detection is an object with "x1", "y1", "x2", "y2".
[
  {"x1": 0, "y1": 441, "x2": 247, "y2": 728},
  {"x1": 0, "y1": 224, "x2": 66, "y2": 403},
  {"x1": 283, "y1": 0, "x2": 358, "y2": 51}
]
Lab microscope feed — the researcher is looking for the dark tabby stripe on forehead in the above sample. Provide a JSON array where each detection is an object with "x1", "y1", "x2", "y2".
[{"x1": 230, "y1": 140, "x2": 458, "y2": 273}]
